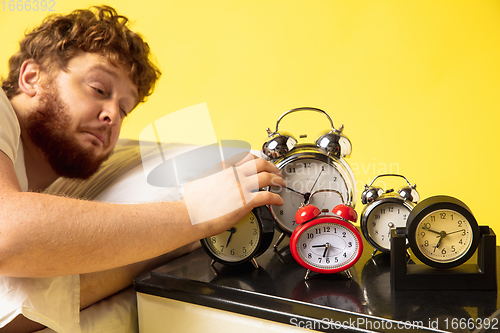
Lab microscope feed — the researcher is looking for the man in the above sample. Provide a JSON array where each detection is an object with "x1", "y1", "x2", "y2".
[{"x1": 0, "y1": 6, "x2": 284, "y2": 332}]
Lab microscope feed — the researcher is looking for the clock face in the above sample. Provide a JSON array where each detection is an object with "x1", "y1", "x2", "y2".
[
  {"x1": 290, "y1": 219, "x2": 363, "y2": 274},
  {"x1": 363, "y1": 200, "x2": 412, "y2": 252},
  {"x1": 413, "y1": 209, "x2": 474, "y2": 264},
  {"x1": 269, "y1": 157, "x2": 350, "y2": 234},
  {"x1": 202, "y1": 211, "x2": 261, "y2": 264}
]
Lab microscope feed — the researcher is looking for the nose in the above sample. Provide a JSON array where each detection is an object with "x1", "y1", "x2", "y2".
[{"x1": 99, "y1": 101, "x2": 121, "y2": 126}]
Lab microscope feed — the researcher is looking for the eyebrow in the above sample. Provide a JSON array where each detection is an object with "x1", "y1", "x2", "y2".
[{"x1": 88, "y1": 64, "x2": 139, "y2": 103}]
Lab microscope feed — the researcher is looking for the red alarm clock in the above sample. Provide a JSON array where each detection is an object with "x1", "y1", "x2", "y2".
[{"x1": 290, "y1": 202, "x2": 363, "y2": 280}]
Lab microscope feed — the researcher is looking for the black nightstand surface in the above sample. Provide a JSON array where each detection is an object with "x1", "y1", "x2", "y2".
[{"x1": 134, "y1": 229, "x2": 500, "y2": 333}]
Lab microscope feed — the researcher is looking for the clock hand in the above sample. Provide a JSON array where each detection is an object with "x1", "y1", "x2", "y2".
[
  {"x1": 322, "y1": 243, "x2": 331, "y2": 258},
  {"x1": 225, "y1": 228, "x2": 236, "y2": 247},
  {"x1": 422, "y1": 226, "x2": 442, "y2": 235},
  {"x1": 446, "y1": 229, "x2": 465, "y2": 236},
  {"x1": 309, "y1": 168, "x2": 324, "y2": 193},
  {"x1": 312, "y1": 242, "x2": 341, "y2": 253},
  {"x1": 285, "y1": 186, "x2": 307, "y2": 197},
  {"x1": 435, "y1": 232, "x2": 446, "y2": 248}
]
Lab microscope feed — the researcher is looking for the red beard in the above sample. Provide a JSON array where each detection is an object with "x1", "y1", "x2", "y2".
[{"x1": 24, "y1": 87, "x2": 112, "y2": 180}]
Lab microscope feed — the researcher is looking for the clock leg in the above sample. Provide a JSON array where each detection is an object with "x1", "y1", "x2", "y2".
[
  {"x1": 371, "y1": 249, "x2": 378, "y2": 257},
  {"x1": 304, "y1": 269, "x2": 312, "y2": 280},
  {"x1": 273, "y1": 232, "x2": 286, "y2": 249},
  {"x1": 250, "y1": 258, "x2": 259, "y2": 269},
  {"x1": 345, "y1": 269, "x2": 352, "y2": 279}
]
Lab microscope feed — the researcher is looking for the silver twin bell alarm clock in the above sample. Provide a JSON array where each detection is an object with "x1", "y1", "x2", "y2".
[
  {"x1": 262, "y1": 107, "x2": 357, "y2": 249},
  {"x1": 360, "y1": 174, "x2": 419, "y2": 256}
]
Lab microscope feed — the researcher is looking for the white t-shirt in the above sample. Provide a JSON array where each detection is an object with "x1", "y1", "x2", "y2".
[
  {"x1": 0, "y1": 89, "x2": 28, "y2": 191},
  {"x1": 0, "y1": 89, "x2": 81, "y2": 332}
]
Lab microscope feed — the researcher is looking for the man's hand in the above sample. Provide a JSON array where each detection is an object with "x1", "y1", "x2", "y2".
[{"x1": 183, "y1": 153, "x2": 285, "y2": 236}]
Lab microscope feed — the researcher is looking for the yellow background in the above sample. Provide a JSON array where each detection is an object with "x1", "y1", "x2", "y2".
[{"x1": 2, "y1": 1, "x2": 500, "y2": 240}]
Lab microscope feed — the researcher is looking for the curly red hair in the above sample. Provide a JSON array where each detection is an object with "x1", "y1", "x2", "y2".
[{"x1": 1, "y1": 5, "x2": 161, "y2": 103}]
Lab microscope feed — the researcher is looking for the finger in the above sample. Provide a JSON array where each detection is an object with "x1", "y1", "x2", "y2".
[
  {"x1": 237, "y1": 167, "x2": 285, "y2": 191},
  {"x1": 236, "y1": 157, "x2": 281, "y2": 178},
  {"x1": 237, "y1": 171, "x2": 285, "y2": 204},
  {"x1": 246, "y1": 190, "x2": 284, "y2": 208}
]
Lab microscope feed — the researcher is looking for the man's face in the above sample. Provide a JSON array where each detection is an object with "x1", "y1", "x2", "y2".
[{"x1": 25, "y1": 52, "x2": 138, "y2": 179}]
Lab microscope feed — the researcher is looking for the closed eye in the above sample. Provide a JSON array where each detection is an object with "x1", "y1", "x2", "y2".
[{"x1": 93, "y1": 87, "x2": 105, "y2": 95}]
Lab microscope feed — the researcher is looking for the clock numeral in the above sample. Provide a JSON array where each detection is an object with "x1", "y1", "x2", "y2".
[
  {"x1": 315, "y1": 228, "x2": 321, "y2": 235},
  {"x1": 308, "y1": 253, "x2": 312, "y2": 259},
  {"x1": 424, "y1": 240, "x2": 429, "y2": 247},
  {"x1": 451, "y1": 245, "x2": 456, "y2": 253},
  {"x1": 326, "y1": 258, "x2": 331, "y2": 264},
  {"x1": 441, "y1": 248, "x2": 446, "y2": 255},
  {"x1": 231, "y1": 249, "x2": 235, "y2": 255},
  {"x1": 250, "y1": 217, "x2": 255, "y2": 223},
  {"x1": 380, "y1": 209, "x2": 386, "y2": 214},
  {"x1": 304, "y1": 163, "x2": 311, "y2": 168},
  {"x1": 307, "y1": 233, "x2": 314, "y2": 239},
  {"x1": 302, "y1": 243, "x2": 307, "y2": 249},
  {"x1": 440, "y1": 213, "x2": 446, "y2": 219},
  {"x1": 253, "y1": 229, "x2": 257, "y2": 235},
  {"x1": 375, "y1": 215, "x2": 380, "y2": 220},
  {"x1": 323, "y1": 226, "x2": 331, "y2": 233},
  {"x1": 430, "y1": 216, "x2": 436, "y2": 222},
  {"x1": 457, "y1": 220, "x2": 463, "y2": 227},
  {"x1": 388, "y1": 207, "x2": 394, "y2": 212},
  {"x1": 279, "y1": 210, "x2": 284, "y2": 215},
  {"x1": 288, "y1": 167, "x2": 296, "y2": 173},
  {"x1": 347, "y1": 242, "x2": 352, "y2": 247},
  {"x1": 249, "y1": 240, "x2": 254, "y2": 246},
  {"x1": 243, "y1": 247, "x2": 247, "y2": 253},
  {"x1": 342, "y1": 232, "x2": 347, "y2": 238},
  {"x1": 211, "y1": 237, "x2": 217, "y2": 243}
]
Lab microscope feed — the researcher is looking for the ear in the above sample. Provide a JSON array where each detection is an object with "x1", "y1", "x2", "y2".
[{"x1": 18, "y1": 59, "x2": 41, "y2": 97}]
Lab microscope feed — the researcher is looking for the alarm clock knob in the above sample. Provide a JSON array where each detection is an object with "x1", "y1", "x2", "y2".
[
  {"x1": 295, "y1": 205, "x2": 321, "y2": 224},
  {"x1": 262, "y1": 131, "x2": 298, "y2": 159},
  {"x1": 398, "y1": 185, "x2": 419, "y2": 203},
  {"x1": 316, "y1": 130, "x2": 352, "y2": 158},
  {"x1": 332, "y1": 204, "x2": 358, "y2": 222},
  {"x1": 361, "y1": 186, "x2": 383, "y2": 204}
]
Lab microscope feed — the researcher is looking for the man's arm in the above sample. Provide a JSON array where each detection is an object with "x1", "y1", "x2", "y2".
[{"x1": 0, "y1": 151, "x2": 284, "y2": 278}]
